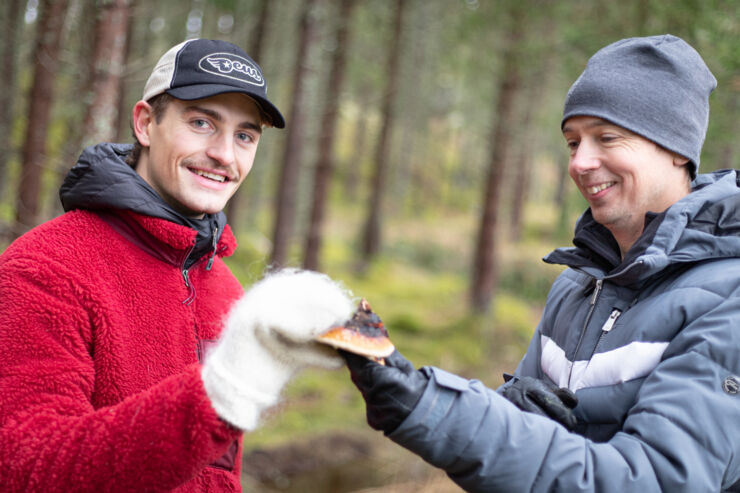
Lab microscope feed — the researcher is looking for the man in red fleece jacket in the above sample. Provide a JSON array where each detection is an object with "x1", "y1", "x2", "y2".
[{"x1": 0, "y1": 39, "x2": 348, "y2": 492}]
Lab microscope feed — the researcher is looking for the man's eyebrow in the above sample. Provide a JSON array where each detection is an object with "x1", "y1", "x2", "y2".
[{"x1": 184, "y1": 105, "x2": 263, "y2": 134}]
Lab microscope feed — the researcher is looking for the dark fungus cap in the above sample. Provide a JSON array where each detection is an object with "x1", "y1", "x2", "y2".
[
  {"x1": 562, "y1": 34, "x2": 716, "y2": 177},
  {"x1": 142, "y1": 38, "x2": 285, "y2": 128}
]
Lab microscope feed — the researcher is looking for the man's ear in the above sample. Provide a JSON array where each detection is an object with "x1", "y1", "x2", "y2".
[
  {"x1": 672, "y1": 153, "x2": 690, "y2": 167},
  {"x1": 132, "y1": 101, "x2": 153, "y2": 147}
]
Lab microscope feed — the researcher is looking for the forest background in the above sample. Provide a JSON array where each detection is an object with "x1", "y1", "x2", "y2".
[{"x1": 1, "y1": 0, "x2": 738, "y2": 491}]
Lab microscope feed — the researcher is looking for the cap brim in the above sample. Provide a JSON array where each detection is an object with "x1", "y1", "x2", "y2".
[{"x1": 166, "y1": 84, "x2": 285, "y2": 128}]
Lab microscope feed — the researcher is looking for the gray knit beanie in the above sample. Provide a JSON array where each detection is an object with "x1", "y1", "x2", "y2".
[{"x1": 562, "y1": 34, "x2": 716, "y2": 177}]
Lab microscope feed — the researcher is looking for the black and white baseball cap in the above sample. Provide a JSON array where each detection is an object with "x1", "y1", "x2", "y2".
[{"x1": 142, "y1": 38, "x2": 285, "y2": 128}]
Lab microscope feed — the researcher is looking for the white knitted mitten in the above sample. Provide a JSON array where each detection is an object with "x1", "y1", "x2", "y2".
[{"x1": 201, "y1": 269, "x2": 354, "y2": 430}]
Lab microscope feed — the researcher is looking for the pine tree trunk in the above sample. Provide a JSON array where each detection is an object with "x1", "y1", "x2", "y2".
[
  {"x1": 342, "y1": 93, "x2": 369, "y2": 200},
  {"x1": 508, "y1": 125, "x2": 532, "y2": 243},
  {"x1": 303, "y1": 0, "x2": 356, "y2": 271},
  {"x1": 81, "y1": 0, "x2": 132, "y2": 148},
  {"x1": 469, "y1": 16, "x2": 523, "y2": 313},
  {"x1": 14, "y1": 0, "x2": 71, "y2": 238},
  {"x1": 114, "y1": 6, "x2": 136, "y2": 143},
  {"x1": 50, "y1": 0, "x2": 99, "y2": 218},
  {"x1": 510, "y1": 22, "x2": 557, "y2": 243},
  {"x1": 0, "y1": 0, "x2": 24, "y2": 203},
  {"x1": 269, "y1": 0, "x2": 319, "y2": 267},
  {"x1": 719, "y1": 90, "x2": 738, "y2": 169},
  {"x1": 359, "y1": 0, "x2": 406, "y2": 263},
  {"x1": 226, "y1": 0, "x2": 272, "y2": 232}
]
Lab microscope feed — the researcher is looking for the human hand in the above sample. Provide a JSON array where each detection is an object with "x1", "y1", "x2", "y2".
[
  {"x1": 501, "y1": 376, "x2": 578, "y2": 431},
  {"x1": 342, "y1": 350, "x2": 429, "y2": 434},
  {"x1": 202, "y1": 269, "x2": 355, "y2": 430}
]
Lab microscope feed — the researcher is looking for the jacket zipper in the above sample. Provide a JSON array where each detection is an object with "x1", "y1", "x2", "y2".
[
  {"x1": 182, "y1": 269, "x2": 196, "y2": 304},
  {"x1": 205, "y1": 225, "x2": 219, "y2": 271},
  {"x1": 179, "y1": 240, "x2": 199, "y2": 362},
  {"x1": 601, "y1": 309, "x2": 621, "y2": 333},
  {"x1": 578, "y1": 307, "x2": 623, "y2": 381},
  {"x1": 567, "y1": 278, "x2": 602, "y2": 387},
  {"x1": 183, "y1": 227, "x2": 221, "y2": 359},
  {"x1": 181, "y1": 241, "x2": 197, "y2": 305},
  {"x1": 591, "y1": 308, "x2": 622, "y2": 355},
  {"x1": 182, "y1": 224, "x2": 220, "y2": 303}
]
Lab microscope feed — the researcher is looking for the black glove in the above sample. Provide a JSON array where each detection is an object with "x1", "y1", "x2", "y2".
[
  {"x1": 342, "y1": 350, "x2": 429, "y2": 434},
  {"x1": 501, "y1": 376, "x2": 578, "y2": 431}
]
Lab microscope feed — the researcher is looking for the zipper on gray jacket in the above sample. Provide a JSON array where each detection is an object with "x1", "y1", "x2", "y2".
[
  {"x1": 587, "y1": 308, "x2": 622, "y2": 367},
  {"x1": 601, "y1": 309, "x2": 621, "y2": 333},
  {"x1": 568, "y1": 278, "x2": 603, "y2": 387},
  {"x1": 589, "y1": 279, "x2": 602, "y2": 305}
]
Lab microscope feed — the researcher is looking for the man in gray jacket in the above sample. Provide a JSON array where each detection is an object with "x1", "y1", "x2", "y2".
[{"x1": 344, "y1": 34, "x2": 740, "y2": 491}]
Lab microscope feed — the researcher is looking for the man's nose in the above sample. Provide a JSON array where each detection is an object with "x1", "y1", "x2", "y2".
[
  {"x1": 569, "y1": 140, "x2": 601, "y2": 174},
  {"x1": 206, "y1": 134, "x2": 235, "y2": 166}
]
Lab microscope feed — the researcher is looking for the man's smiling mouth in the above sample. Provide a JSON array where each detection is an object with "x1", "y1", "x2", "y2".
[
  {"x1": 586, "y1": 182, "x2": 615, "y2": 195},
  {"x1": 192, "y1": 169, "x2": 228, "y2": 183}
]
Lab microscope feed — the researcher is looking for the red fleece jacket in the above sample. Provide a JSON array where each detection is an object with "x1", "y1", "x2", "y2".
[{"x1": 0, "y1": 209, "x2": 245, "y2": 492}]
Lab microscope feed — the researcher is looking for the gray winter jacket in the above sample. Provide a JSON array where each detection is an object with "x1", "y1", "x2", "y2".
[{"x1": 390, "y1": 170, "x2": 740, "y2": 492}]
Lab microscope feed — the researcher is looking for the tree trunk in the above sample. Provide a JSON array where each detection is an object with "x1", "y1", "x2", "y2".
[
  {"x1": 508, "y1": 102, "x2": 532, "y2": 243},
  {"x1": 14, "y1": 0, "x2": 71, "y2": 238},
  {"x1": 114, "y1": 4, "x2": 136, "y2": 143},
  {"x1": 269, "y1": 0, "x2": 319, "y2": 267},
  {"x1": 554, "y1": 156, "x2": 569, "y2": 208},
  {"x1": 49, "y1": 0, "x2": 99, "y2": 218},
  {"x1": 303, "y1": 0, "x2": 356, "y2": 271},
  {"x1": 226, "y1": 0, "x2": 272, "y2": 232},
  {"x1": 342, "y1": 89, "x2": 370, "y2": 201},
  {"x1": 719, "y1": 90, "x2": 738, "y2": 169},
  {"x1": 81, "y1": 0, "x2": 132, "y2": 148},
  {"x1": 246, "y1": 0, "x2": 270, "y2": 63},
  {"x1": 359, "y1": 0, "x2": 406, "y2": 263},
  {"x1": 510, "y1": 19, "x2": 557, "y2": 242},
  {"x1": 0, "y1": 0, "x2": 24, "y2": 203},
  {"x1": 469, "y1": 16, "x2": 523, "y2": 313}
]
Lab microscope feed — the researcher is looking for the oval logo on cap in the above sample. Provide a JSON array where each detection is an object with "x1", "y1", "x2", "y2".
[
  {"x1": 199, "y1": 53, "x2": 264, "y2": 87},
  {"x1": 723, "y1": 375, "x2": 739, "y2": 395}
]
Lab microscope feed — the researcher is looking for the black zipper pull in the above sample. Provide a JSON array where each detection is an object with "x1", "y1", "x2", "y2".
[
  {"x1": 206, "y1": 225, "x2": 218, "y2": 271},
  {"x1": 182, "y1": 269, "x2": 196, "y2": 305}
]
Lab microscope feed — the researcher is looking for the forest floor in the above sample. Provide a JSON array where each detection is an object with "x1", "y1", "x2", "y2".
[{"x1": 241, "y1": 429, "x2": 464, "y2": 492}]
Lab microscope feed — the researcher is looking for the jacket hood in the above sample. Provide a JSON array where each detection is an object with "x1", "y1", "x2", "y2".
[
  {"x1": 60, "y1": 143, "x2": 229, "y2": 267},
  {"x1": 546, "y1": 169, "x2": 740, "y2": 285}
]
